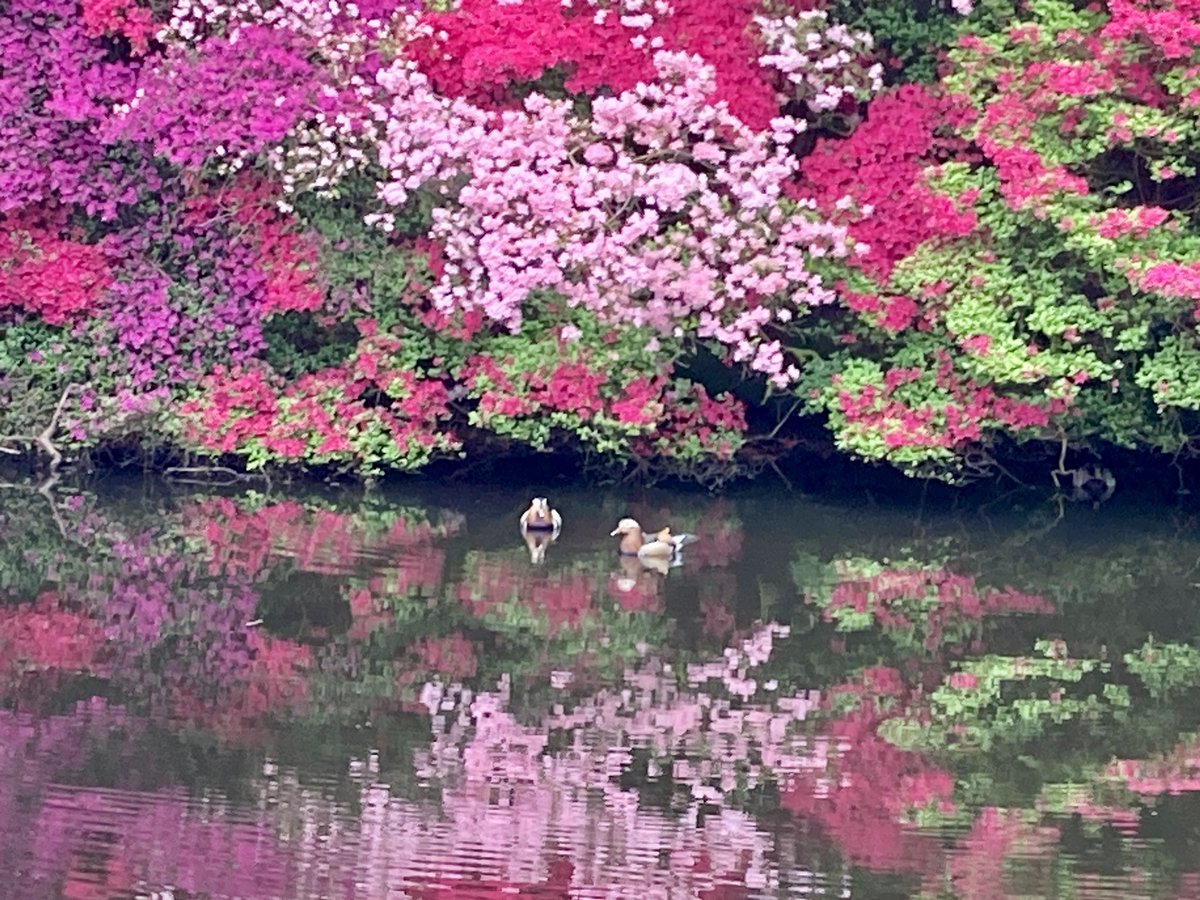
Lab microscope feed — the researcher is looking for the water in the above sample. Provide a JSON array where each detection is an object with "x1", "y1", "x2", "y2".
[{"x1": 1, "y1": 477, "x2": 1200, "y2": 898}]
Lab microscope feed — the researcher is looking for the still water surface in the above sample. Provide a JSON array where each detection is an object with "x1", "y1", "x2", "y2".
[{"x1": 2, "y1": 478, "x2": 1200, "y2": 898}]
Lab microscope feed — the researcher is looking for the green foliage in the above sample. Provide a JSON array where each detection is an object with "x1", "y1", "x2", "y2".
[
  {"x1": 1135, "y1": 336, "x2": 1200, "y2": 412},
  {"x1": 263, "y1": 312, "x2": 360, "y2": 377},
  {"x1": 828, "y1": 0, "x2": 960, "y2": 83}
]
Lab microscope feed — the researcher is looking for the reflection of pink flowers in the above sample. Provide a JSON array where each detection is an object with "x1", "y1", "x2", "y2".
[
  {"x1": 1107, "y1": 734, "x2": 1200, "y2": 796},
  {"x1": 168, "y1": 631, "x2": 311, "y2": 742},
  {"x1": 26, "y1": 784, "x2": 299, "y2": 900},
  {"x1": 819, "y1": 562, "x2": 1054, "y2": 651},
  {"x1": 411, "y1": 634, "x2": 478, "y2": 680},
  {"x1": 700, "y1": 594, "x2": 736, "y2": 640},
  {"x1": 607, "y1": 574, "x2": 660, "y2": 613},
  {"x1": 780, "y1": 706, "x2": 953, "y2": 873},
  {"x1": 947, "y1": 671, "x2": 979, "y2": 689},
  {"x1": 459, "y1": 559, "x2": 598, "y2": 633},
  {"x1": 931, "y1": 806, "x2": 1059, "y2": 900},
  {"x1": 185, "y1": 498, "x2": 457, "y2": 583},
  {"x1": 0, "y1": 592, "x2": 106, "y2": 680}
]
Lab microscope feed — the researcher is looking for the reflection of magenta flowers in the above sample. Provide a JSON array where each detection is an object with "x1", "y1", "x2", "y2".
[
  {"x1": 166, "y1": 630, "x2": 311, "y2": 742},
  {"x1": 827, "y1": 567, "x2": 1052, "y2": 621},
  {"x1": 408, "y1": 633, "x2": 478, "y2": 681},
  {"x1": 700, "y1": 593, "x2": 737, "y2": 640},
  {"x1": 24, "y1": 784, "x2": 297, "y2": 900},
  {"x1": 780, "y1": 705, "x2": 952, "y2": 873},
  {"x1": 50, "y1": 530, "x2": 312, "y2": 741},
  {"x1": 184, "y1": 497, "x2": 458, "y2": 582},
  {"x1": 0, "y1": 592, "x2": 106, "y2": 683},
  {"x1": 770, "y1": 653, "x2": 957, "y2": 871},
  {"x1": 458, "y1": 557, "x2": 598, "y2": 633},
  {"x1": 606, "y1": 571, "x2": 661, "y2": 613},
  {"x1": 1107, "y1": 734, "x2": 1200, "y2": 796},
  {"x1": 925, "y1": 807, "x2": 1059, "y2": 900},
  {"x1": 815, "y1": 561, "x2": 1055, "y2": 653}
]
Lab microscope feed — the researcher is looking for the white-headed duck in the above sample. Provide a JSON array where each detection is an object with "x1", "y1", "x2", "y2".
[{"x1": 520, "y1": 497, "x2": 562, "y2": 534}]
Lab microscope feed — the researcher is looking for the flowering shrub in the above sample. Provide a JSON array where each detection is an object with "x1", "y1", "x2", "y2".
[
  {"x1": 457, "y1": 327, "x2": 746, "y2": 469},
  {"x1": 782, "y1": 0, "x2": 1200, "y2": 477},
  {"x1": 371, "y1": 48, "x2": 848, "y2": 388},
  {"x1": 1, "y1": 0, "x2": 1199, "y2": 484},
  {"x1": 175, "y1": 326, "x2": 460, "y2": 474},
  {"x1": 108, "y1": 26, "x2": 324, "y2": 171}
]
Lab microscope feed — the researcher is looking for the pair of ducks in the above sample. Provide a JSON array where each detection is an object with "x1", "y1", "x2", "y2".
[{"x1": 519, "y1": 497, "x2": 697, "y2": 563}]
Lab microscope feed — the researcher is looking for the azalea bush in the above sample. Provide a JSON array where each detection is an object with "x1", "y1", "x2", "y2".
[{"x1": 2, "y1": 0, "x2": 1199, "y2": 484}]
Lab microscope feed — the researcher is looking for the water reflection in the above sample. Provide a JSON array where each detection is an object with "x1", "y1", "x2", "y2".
[{"x1": 0, "y1": 483, "x2": 1199, "y2": 896}]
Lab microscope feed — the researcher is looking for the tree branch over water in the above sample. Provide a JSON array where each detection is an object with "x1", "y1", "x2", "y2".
[{"x1": 0, "y1": 384, "x2": 78, "y2": 473}]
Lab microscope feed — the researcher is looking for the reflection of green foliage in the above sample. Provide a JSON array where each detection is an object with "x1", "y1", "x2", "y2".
[
  {"x1": 1125, "y1": 640, "x2": 1200, "y2": 700},
  {"x1": 882, "y1": 641, "x2": 1129, "y2": 753}
]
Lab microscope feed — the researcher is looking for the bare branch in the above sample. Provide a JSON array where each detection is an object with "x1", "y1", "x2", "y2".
[
  {"x1": 0, "y1": 383, "x2": 79, "y2": 472},
  {"x1": 163, "y1": 465, "x2": 262, "y2": 486}
]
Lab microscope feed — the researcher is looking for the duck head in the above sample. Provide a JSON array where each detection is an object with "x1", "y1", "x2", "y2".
[
  {"x1": 610, "y1": 517, "x2": 642, "y2": 537},
  {"x1": 610, "y1": 517, "x2": 645, "y2": 555}
]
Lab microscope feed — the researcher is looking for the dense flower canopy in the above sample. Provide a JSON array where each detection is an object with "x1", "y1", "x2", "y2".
[{"x1": 2, "y1": 0, "x2": 1199, "y2": 482}]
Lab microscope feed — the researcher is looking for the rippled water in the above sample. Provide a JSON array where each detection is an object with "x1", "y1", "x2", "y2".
[{"x1": 2, "y1": 478, "x2": 1200, "y2": 898}]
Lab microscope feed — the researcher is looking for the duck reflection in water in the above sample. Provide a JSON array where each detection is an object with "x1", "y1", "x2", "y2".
[
  {"x1": 1072, "y1": 464, "x2": 1116, "y2": 508},
  {"x1": 611, "y1": 552, "x2": 670, "y2": 594},
  {"x1": 522, "y1": 528, "x2": 558, "y2": 565},
  {"x1": 520, "y1": 497, "x2": 562, "y2": 564},
  {"x1": 1054, "y1": 464, "x2": 1116, "y2": 509}
]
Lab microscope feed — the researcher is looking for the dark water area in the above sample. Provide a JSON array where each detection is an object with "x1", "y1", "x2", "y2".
[{"x1": 2, "y1": 475, "x2": 1200, "y2": 898}]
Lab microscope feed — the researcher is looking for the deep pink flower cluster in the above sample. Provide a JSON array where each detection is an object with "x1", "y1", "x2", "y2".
[
  {"x1": 1103, "y1": 0, "x2": 1200, "y2": 60},
  {"x1": 631, "y1": 382, "x2": 749, "y2": 461},
  {"x1": 0, "y1": 223, "x2": 111, "y2": 324},
  {"x1": 411, "y1": 0, "x2": 789, "y2": 130},
  {"x1": 80, "y1": 0, "x2": 155, "y2": 53},
  {"x1": 1089, "y1": 205, "x2": 1172, "y2": 239},
  {"x1": 459, "y1": 346, "x2": 747, "y2": 463},
  {"x1": 797, "y1": 85, "x2": 976, "y2": 280},
  {"x1": 1129, "y1": 260, "x2": 1200, "y2": 303}
]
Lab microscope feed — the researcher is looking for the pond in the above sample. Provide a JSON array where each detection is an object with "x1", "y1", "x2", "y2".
[{"x1": 1, "y1": 476, "x2": 1199, "y2": 898}]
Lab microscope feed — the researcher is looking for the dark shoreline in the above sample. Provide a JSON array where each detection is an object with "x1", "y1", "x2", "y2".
[{"x1": 5, "y1": 436, "x2": 1200, "y2": 519}]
